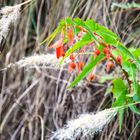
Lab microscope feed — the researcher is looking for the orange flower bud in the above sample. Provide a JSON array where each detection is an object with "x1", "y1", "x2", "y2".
[
  {"x1": 77, "y1": 61, "x2": 84, "y2": 73},
  {"x1": 68, "y1": 62, "x2": 76, "y2": 73},
  {"x1": 87, "y1": 73, "x2": 95, "y2": 81},
  {"x1": 70, "y1": 54, "x2": 75, "y2": 60},
  {"x1": 67, "y1": 28, "x2": 74, "y2": 46},
  {"x1": 94, "y1": 49, "x2": 100, "y2": 59},
  {"x1": 106, "y1": 61, "x2": 114, "y2": 72},
  {"x1": 116, "y1": 55, "x2": 122, "y2": 65}
]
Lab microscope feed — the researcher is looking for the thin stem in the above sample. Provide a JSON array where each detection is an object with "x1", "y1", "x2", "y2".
[
  {"x1": 14, "y1": 0, "x2": 33, "y2": 7},
  {"x1": 128, "y1": 120, "x2": 140, "y2": 140},
  {"x1": 111, "y1": 54, "x2": 132, "y2": 93}
]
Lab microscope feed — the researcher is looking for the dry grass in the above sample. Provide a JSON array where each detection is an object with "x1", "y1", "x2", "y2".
[
  {"x1": 51, "y1": 108, "x2": 117, "y2": 139},
  {"x1": 0, "y1": 0, "x2": 140, "y2": 140}
]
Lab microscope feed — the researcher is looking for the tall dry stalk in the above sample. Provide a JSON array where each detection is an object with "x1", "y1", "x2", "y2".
[{"x1": 51, "y1": 108, "x2": 117, "y2": 140}]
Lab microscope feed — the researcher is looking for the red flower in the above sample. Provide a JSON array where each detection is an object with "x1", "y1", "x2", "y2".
[
  {"x1": 106, "y1": 61, "x2": 114, "y2": 72},
  {"x1": 67, "y1": 28, "x2": 74, "y2": 46},
  {"x1": 55, "y1": 45, "x2": 65, "y2": 59},
  {"x1": 94, "y1": 49, "x2": 100, "y2": 59},
  {"x1": 49, "y1": 38, "x2": 65, "y2": 59},
  {"x1": 87, "y1": 73, "x2": 95, "y2": 81},
  {"x1": 68, "y1": 62, "x2": 76, "y2": 73},
  {"x1": 77, "y1": 61, "x2": 84, "y2": 73},
  {"x1": 116, "y1": 55, "x2": 122, "y2": 65}
]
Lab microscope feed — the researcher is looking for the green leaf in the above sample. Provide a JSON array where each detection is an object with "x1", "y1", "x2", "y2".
[
  {"x1": 96, "y1": 23, "x2": 118, "y2": 39},
  {"x1": 112, "y1": 78, "x2": 128, "y2": 99},
  {"x1": 84, "y1": 19, "x2": 96, "y2": 31},
  {"x1": 129, "y1": 48, "x2": 140, "y2": 60},
  {"x1": 133, "y1": 84, "x2": 140, "y2": 101},
  {"x1": 112, "y1": 93, "x2": 126, "y2": 132},
  {"x1": 113, "y1": 42, "x2": 135, "y2": 60},
  {"x1": 74, "y1": 18, "x2": 85, "y2": 26},
  {"x1": 112, "y1": 92, "x2": 126, "y2": 107},
  {"x1": 84, "y1": 19, "x2": 118, "y2": 39},
  {"x1": 128, "y1": 98, "x2": 140, "y2": 115},
  {"x1": 68, "y1": 54, "x2": 105, "y2": 89},
  {"x1": 112, "y1": 79, "x2": 128, "y2": 132},
  {"x1": 83, "y1": 25, "x2": 98, "y2": 42},
  {"x1": 96, "y1": 30, "x2": 118, "y2": 44},
  {"x1": 129, "y1": 104, "x2": 140, "y2": 115},
  {"x1": 65, "y1": 17, "x2": 73, "y2": 25},
  {"x1": 119, "y1": 109, "x2": 124, "y2": 132}
]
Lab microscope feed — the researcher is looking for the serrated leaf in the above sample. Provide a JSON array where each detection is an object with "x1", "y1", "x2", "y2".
[
  {"x1": 129, "y1": 48, "x2": 140, "y2": 60},
  {"x1": 68, "y1": 54, "x2": 105, "y2": 89},
  {"x1": 112, "y1": 92, "x2": 126, "y2": 107}
]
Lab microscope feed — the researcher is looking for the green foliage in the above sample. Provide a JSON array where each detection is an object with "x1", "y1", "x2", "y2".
[
  {"x1": 112, "y1": 78, "x2": 128, "y2": 131},
  {"x1": 41, "y1": 17, "x2": 140, "y2": 131}
]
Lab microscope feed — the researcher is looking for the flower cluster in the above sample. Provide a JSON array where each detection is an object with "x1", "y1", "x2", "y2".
[
  {"x1": 50, "y1": 26, "x2": 122, "y2": 82},
  {"x1": 50, "y1": 26, "x2": 86, "y2": 73}
]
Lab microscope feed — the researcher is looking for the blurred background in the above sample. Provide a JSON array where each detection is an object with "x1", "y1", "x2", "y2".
[{"x1": 0, "y1": 0, "x2": 140, "y2": 139}]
